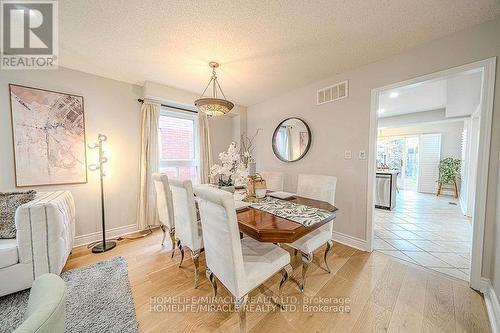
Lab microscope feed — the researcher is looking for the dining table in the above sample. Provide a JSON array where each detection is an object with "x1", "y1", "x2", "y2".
[{"x1": 234, "y1": 192, "x2": 338, "y2": 243}]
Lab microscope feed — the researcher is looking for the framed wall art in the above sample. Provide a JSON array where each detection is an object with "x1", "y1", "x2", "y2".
[{"x1": 9, "y1": 84, "x2": 87, "y2": 186}]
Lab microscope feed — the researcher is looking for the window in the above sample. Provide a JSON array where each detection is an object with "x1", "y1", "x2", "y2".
[{"x1": 158, "y1": 109, "x2": 199, "y2": 184}]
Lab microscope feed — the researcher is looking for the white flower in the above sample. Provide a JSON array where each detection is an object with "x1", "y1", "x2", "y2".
[{"x1": 210, "y1": 142, "x2": 249, "y2": 186}]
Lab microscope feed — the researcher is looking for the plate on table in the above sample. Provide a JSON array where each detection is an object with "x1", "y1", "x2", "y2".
[
  {"x1": 234, "y1": 200, "x2": 252, "y2": 211},
  {"x1": 233, "y1": 191, "x2": 246, "y2": 201},
  {"x1": 268, "y1": 191, "x2": 296, "y2": 200}
]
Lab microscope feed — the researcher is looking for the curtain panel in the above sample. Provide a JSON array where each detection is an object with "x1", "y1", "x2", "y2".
[
  {"x1": 137, "y1": 102, "x2": 160, "y2": 229},
  {"x1": 198, "y1": 111, "x2": 212, "y2": 184}
]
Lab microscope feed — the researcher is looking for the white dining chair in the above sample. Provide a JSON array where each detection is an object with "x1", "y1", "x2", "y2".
[
  {"x1": 152, "y1": 173, "x2": 176, "y2": 257},
  {"x1": 169, "y1": 179, "x2": 203, "y2": 288},
  {"x1": 290, "y1": 174, "x2": 337, "y2": 292},
  {"x1": 194, "y1": 185, "x2": 292, "y2": 332},
  {"x1": 259, "y1": 171, "x2": 284, "y2": 191}
]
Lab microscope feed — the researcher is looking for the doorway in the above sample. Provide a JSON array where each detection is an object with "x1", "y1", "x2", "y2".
[
  {"x1": 377, "y1": 136, "x2": 419, "y2": 191},
  {"x1": 366, "y1": 58, "x2": 496, "y2": 290}
]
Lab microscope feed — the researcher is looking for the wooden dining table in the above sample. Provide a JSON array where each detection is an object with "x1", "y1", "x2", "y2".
[{"x1": 236, "y1": 195, "x2": 338, "y2": 243}]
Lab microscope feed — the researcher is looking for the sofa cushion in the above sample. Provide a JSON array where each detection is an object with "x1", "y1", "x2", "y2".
[
  {"x1": 0, "y1": 191, "x2": 36, "y2": 238},
  {"x1": 0, "y1": 239, "x2": 19, "y2": 268}
]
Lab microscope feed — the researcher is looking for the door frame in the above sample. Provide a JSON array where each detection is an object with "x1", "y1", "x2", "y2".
[{"x1": 365, "y1": 57, "x2": 496, "y2": 290}]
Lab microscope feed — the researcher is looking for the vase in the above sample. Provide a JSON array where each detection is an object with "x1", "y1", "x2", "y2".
[{"x1": 220, "y1": 185, "x2": 235, "y2": 193}]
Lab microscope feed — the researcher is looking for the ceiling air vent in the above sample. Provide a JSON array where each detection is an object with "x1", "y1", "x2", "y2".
[{"x1": 317, "y1": 80, "x2": 348, "y2": 105}]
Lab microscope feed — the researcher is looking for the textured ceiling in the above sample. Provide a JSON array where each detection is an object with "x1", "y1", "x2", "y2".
[{"x1": 58, "y1": 0, "x2": 500, "y2": 106}]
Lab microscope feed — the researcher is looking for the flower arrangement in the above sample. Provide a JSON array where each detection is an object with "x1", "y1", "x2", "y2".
[
  {"x1": 210, "y1": 142, "x2": 248, "y2": 187},
  {"x1": 438, "y1": 157, "x2": 461, "y2": 184},
  {"x1": 210, "y1": 130, "x2": 261, "y2": 188}
]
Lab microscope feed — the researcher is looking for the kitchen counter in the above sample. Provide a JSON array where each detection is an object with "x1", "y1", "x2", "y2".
[{"x1": 376, "y1": 170, "x2": 400, "y2": 175}]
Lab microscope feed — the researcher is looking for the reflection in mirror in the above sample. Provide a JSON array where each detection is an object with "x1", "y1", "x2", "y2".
[{"x1": 272, "y1": 118, "x2": 311, "y2": 162}]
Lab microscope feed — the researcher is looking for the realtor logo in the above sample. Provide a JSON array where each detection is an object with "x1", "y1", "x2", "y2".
[{"x1": 1, "y1": 0, "x2": 58, "y2": 69}]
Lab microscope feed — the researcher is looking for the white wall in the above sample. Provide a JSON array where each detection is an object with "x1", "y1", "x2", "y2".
[
  {"x1": 247, "y1": 18, "x2": 500, "y2": 282},
  {"x1": 0, "y1": 67, "x2": 143, "y2": 239},
  {"x1": 378, "y1": 108, "x2": 449, "y2": 128},
  {"x1": 209, "y1": 115, "x2": 238, "y2": 158},
  {"x1": 379, "y1": 121, "x2": 464, "y2": 160}
]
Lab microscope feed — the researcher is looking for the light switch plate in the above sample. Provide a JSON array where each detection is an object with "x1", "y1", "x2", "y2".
[
  {"x1": 344, "y1": 150, "x2": 352, "y2": 159},
  {"x1": 359, "y1": 150, "x2": 366, "y2": 160}
]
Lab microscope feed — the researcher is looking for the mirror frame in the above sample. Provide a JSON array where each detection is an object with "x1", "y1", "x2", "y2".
[{"x1": 272, "y1": 117, "x2": 312, "y2": 163}]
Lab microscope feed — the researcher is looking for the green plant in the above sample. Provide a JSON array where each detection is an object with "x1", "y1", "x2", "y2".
[
  {"x1": 438, "y1": 157, "x2": 461, "y2": 184},
  {"x1": 217, "y1": 175, "x2": 233, "y2": 187}
]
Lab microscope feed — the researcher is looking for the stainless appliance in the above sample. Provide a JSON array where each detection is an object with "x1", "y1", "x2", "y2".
[{"x1": 375, "y1": 171, "x2": 397, "y2": 210}]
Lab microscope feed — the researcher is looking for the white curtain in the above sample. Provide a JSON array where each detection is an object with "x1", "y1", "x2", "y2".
[
  {"x1": 285, "y1": 126, "x2": 293, "y2": 160},
  {"x1": 198, "y1": 111, "x2": 212, "y2": 184},
  {"x1": 137, "y1": 101, "x2": 160, "y2": 230}
]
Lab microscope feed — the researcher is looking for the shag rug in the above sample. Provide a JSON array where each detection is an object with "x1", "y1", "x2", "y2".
[{"x1": 0, "y1": 256, "x2": 138, "y2": 333}]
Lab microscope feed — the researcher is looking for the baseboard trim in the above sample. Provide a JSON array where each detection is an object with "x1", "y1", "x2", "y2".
[
  {"x1": 480, "y1": 277, "x2": 491, "y2": 293},
  {"x1": 482, "y1": 278, "x2": 500, "y2": 333},
  {"x1": 332, "y1": 231, "x2": 368, "y2": 251},
  {"x1": 73, "y1": 224, "x2": 138, "y2": 247}
]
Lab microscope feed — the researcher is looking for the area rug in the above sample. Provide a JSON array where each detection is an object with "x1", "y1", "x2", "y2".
[{"x1": 0, "y1": 256, "x2": 138, "y2": 333}]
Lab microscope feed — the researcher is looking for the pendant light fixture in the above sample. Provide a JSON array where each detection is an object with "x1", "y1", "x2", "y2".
[{"x1": 195, "y1": 62, "x2": 234, "y2": 116}]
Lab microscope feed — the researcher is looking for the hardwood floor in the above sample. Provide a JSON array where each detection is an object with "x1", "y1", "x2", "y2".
[{"x1": 65, "y1": 229, "x2": 491, "y2": 333}]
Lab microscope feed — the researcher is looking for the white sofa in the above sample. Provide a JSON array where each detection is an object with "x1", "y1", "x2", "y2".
[{"x1": 0, "y1": 191, "x2": 75, "y2": 297}]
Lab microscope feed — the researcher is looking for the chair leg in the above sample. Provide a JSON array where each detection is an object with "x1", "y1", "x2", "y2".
[
  {"x1": 323, "y1": 240, "x2": 334, "y2": 273},
  {"x1": 169, "y1": 228, "x2": 176, "y2": 258},
  {"x1": 279, "y1": 264, "x2": 293, "y2": 297},
  {"x1": 300, "y1": 252, "x2": 313, "y2": 292},
  {"x1": 160, "y1": 224, "x2": 167, "y2": 246},
  {"x1": 234, "y1": 295, "x2": 249, "y2": 333},
  {"x1": 206, "y1": 268, "x2": 217, "y2": 297},
  {"x1": 192, "y1": 249, "x2": 201, "y2": 289},
  {"x1": 178, "y1": 241, "x2": 184, "y2": 267}
]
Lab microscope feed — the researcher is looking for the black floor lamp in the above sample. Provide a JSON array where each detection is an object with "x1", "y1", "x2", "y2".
[{"x1": 88, "y1": 134, "x2": 116, "y2": 253}]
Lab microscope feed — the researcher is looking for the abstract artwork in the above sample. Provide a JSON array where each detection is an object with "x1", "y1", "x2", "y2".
[{"x1": 9, "y1": 84, "x2": 87, "y2": 186}]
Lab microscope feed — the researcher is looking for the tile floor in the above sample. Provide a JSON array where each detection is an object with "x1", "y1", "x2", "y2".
[{"x1": 374, "y1": 190, "x2": 472, "y2": 281}]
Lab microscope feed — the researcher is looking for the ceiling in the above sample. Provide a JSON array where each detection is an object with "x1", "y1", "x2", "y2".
[
  {"x1": 378, "y1": 70, "x2": 483, "y2": 118},
  {"x1": 378, "y1": 80, "x2": 448, "y2": 117},
  {"x1": 58, "y1": 0, "x2": 500, "y2": 106}
]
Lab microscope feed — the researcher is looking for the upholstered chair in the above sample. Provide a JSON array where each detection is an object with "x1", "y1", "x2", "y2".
[
  {"x1": 194, "y1": 185, "x2": 292, "y2": 332},
  {"x1": 152, "y1": 173, "x2": 176, "y2": 257},
  {"x1": 169, "y1": 179, "x2": 203, "y2": 288},
  {"x1": 14, "y1": 273, "x2": 66, "y2": 333},
  {"x1": 290, "y1": 174, "x2": 337, "y2": 292},
  {"x1": 259, "y1": 171, "x2": 285, "y2": 191}
]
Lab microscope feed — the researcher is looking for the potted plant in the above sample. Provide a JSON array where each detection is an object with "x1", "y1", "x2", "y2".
[
  {"x1": 438, "y1": 157, "x2": 461, "y2": 184},
  {"x1": 437, "y1": 157, "x2": 461, "y2": 197}
]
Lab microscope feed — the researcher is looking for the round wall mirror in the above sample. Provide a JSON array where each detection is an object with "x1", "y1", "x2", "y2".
[{"x1": 272, "y1": 118, "x2": 311, "y2": 162}]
